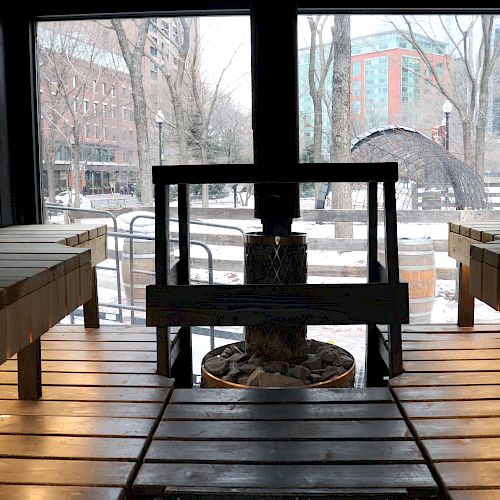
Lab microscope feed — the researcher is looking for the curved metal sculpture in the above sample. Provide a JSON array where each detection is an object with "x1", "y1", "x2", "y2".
[{"x1": 316, "y1": 125, "x2": 489, "y2": 210}]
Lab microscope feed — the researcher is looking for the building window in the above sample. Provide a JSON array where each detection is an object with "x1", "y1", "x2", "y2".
[
  {"x1": 150, "y1": 45, "x2": 158, "y2": 57},
  {"x1": 111, "y1": 105, "x2": 116, "y2": 119},
  {"x1": 85, "y1": 124, "x2": 90, "y2": 138},
  {"x1": 94, "y1": 125, "x2": 99, "y2": 139},
  {"x1": 103, "y1": 103, "x2": 107, "y2": 117},
  {"x1": 83, "y1": 100, "x2": 89, "y2": 113},
  {"x1": 102, "y1": 82, "x2": 106, "y2": 95},
  {"x1": 72, "y1": 74, "x2": 77, "y2": 88},
  {"x1": 352, "y1": 100, "x2": 361, "y2": 115},
  {"x1": 121, "y1": 107, "x2": 126, "y2": 119},
  {"x1": 92, "y1": 79, "x2": 97, "y2": 93},
  {"x1": 352, "y1": 80, "x2": 361, "y2": 97},
  {"x1": 352, "y1": 61, "x2": 361, "y2": 77},
  {"x1": 93, "y1": 102, "x2": 98, "y2": 116},
  {"x1": 111, "y1": 85, "x2": 115, "y2": 97}
]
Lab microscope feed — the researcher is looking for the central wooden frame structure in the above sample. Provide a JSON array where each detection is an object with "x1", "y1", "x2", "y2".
[{"x1": 146, "y1": 162, "x2": 409, "y2": 387}]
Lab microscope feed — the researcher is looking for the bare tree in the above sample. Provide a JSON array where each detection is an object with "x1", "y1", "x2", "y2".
[
  {"x1": 111, "y1": 19, "x2": 154, "y2": 205},
  {"x1": 329, "y1": 15, "x2": 353, "y2": 238},
  {"x1": 393, "y1": 15, "x2": 500, "y2": 177}
]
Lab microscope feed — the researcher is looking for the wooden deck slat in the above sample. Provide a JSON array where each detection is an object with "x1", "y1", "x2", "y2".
[
  {"x1": 0, "y1": 485, "x2": 125, "y2": 500},
  {"x1": 133, "y1": 463, "x2": 436, "y2": 496},
  {"x1": 0, "y1": 372, "x2": 170, "y2": 387},
  {"x1": 404, "y1": 360, "x2": 500, "y2": 371},
  {"x1": 0, "y1": 360, "x2": 157, "y2": 373},
  {"x1": 13, "y1": 350, "x2": 157, "y2": 361},
  {"x1": 423, "y1": 438, "x2": 500, "y2": 461},
  {"x1": 436, "y1": 461, "x2": 500, "y2": 488},
  {"x1": 403, "y1": 400, "x2": 500, "y2": 418},
  {"x1": 0, "y1": 458, "x2": 135, "y2": 486},
  {"x1": 144, "y1": 439, "x2": 424, "y2": 464},
  {"x1": 390, "y1": 372, "x2": 500, "y2": 387},
  {"x1": 163, "y1": 402, "x2": 401, "y2": 420},
  {"x1": 0, "y1": 435, "x2": 145, "y2": 460},
  {"x1": 39, "y1": 341, "x2": 156, "y2": 351},
  {"x1": 154, "y1": 419, "x2": 408, "y2": 440},
  {"x1": 404, "y1": 349, "x2": 500, "y2": 360},
  {"x1": 394, "y1": 385, "x2": 500, "y2": 401},
  {"x1": 449, "y1": 490, "x2": 500, "y2": 500}
]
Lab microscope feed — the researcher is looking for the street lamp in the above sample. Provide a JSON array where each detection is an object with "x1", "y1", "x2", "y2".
[
  {"x1": 442, "y1": 99, "x2": 452, "y2": 151},
  {"x1": 155, "y1": 109, "x2": 165, "y2": 166}
]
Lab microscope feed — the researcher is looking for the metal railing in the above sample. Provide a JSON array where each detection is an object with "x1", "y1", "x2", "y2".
[{"x1": 44, "y1": 203, "x2": 245, "y2": 347}]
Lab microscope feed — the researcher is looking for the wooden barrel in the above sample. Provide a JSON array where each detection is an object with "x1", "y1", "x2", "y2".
[
  {"x1": 378, "y1": 237, "x2": 436, "y2": 324},
  {"x1": 121, "y1": 238, "x2": 155, "y2": 303}
]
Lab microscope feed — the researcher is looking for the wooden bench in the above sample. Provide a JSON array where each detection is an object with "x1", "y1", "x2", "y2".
[
  {"x1": 132, "y1": 387, "x2": 439, "y2": 498},
  {"x1": 0, "y1": 224, "x2": 107, "y2": 399},
  {"x1": 448, "y1": 222, "x2": 500, "y2": 325}
]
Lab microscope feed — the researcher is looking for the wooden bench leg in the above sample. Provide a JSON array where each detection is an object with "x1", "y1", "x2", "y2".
[
  {"x1": 458, "y1": 263, "x2": 475, "y2": 327},
  {"x1": 366, "y1": 324, "x2": 388, "y2": 387},
  {"x1": 83, "y1": 267, "x2": 99, "y2": 328},
  {"x1": 18, "y1": 338, "x2": 42, "y2": 400}
]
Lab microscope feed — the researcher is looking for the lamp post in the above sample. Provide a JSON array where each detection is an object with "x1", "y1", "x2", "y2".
[
  {"x1": 155, "y1": 109, "x2": 165, "y2": 166},
  {"x1": 443, "y1": 99, "x2": 452, "y2": 151}
]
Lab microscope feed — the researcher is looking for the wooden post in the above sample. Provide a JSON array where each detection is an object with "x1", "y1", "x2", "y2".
[
  {"x1": 17, "y1": 338, "x2": 42, "y2": 400},
  {"x1": 83, "y1": 266, "x2": 99, "y2": 328},
  {"x1": 458, "y1": 262, "x2": 475, "y2": 327}
]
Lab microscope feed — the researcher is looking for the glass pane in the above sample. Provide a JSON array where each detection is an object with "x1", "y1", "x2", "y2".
[
  {"x1": 297, "y1": 13, "x2": 500, "y2": 338},
  {"x1": 37, "y1": 16, "x2": 252, "y2": 377}
]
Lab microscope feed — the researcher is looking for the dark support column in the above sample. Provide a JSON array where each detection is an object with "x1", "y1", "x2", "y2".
[
  {"x1": 18, "y1": 338, "x2": 42, "y2": 400},
  {"x1": 366, "y1": 181, "x2": 388, "y2": 386},
  {"x1": 458, "y1": 262, "x2": 475, "y2": 327},
  {"x1": 155, "y1": 183, "x2": 170, "y2": 376},
  {"x1": 83, "y1": 266, "x2": 99, "y2": 328},
  {"x1": 251, "y1": 2, "x2": 299, "y2": 233},
  {"x1": 172, "y1": 183, "x2": 193, "y2": 387}
]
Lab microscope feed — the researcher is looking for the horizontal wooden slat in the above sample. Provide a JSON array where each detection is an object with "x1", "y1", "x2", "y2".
[
  {"x1": 0, "y1": 400, "x2": 163, "y2": 418},
  {"x1": 154, "y1": 419, "x2": 408, "y2": 440},
  {"x1": 423, "y1": 438, "x2": 500, "y2": 462},
  {"x1": 0, "y1": 360, "x2": 157, "y2": 373},
  {"x1": 152, "y1": 162, "x2": 399, "y2": 184},
  {"x1": 0, "y1": 386, "x2": 170, "y2": 401},
  {"x1": 436, "y1": 461, "x2": 500, "y2": 488},
  {"x1": 390, "y1": 372, "x2": 500, "y2": 387},
  {"x1": 0, "y1": 435, "x2": 145, "y2": 460},
  {"x1": 0, "y1": 485, "x2": 125, "y2": 500},
  {"x1": 0, "y1": 415, "x2": 155, "y2": 437},
  {"x1": 170, "y1": 387, "x2": 393, "y2": 404},
  {"x1": 40, "y1": 341, "x2": 156, "y2": 351},
  {"x1": 146, "y1": 283, "x2": 409, "y2": 326},
  {"x1": 394, "y1": 386, "x2": 500, "y2": 401},
  {"x1": 449, "y1": 489, "x2": 500, "y2": 500},
  {"x1": 404, "y1": 349, "x2": 500, "y2": 360},
  {"x1": 403, "y1": 400, "x2": 500, "y2": 418},
  {"x1": 145, "y1": 439, "x2": 424, "y2": 464},
  {"x1": 0, "y1": 458, "x2": 134, "y2": 487},
  {"x1": 404, "y1": 360, "x2": 500, "y2": 372},
  {"x1": 134, "y1": 463, "x2": 436, "y2": 496},
  {"x1": 163, "y1": 402, "x2": 401, "y2": 420},
  {"x1": 413, "y1": 418, "x2": 500, "y2": 438}
]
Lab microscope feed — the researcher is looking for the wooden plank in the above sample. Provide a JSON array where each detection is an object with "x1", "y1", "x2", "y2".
[
  {"x1": 401, "y1": 339, "x2": 500, "y2": 350},
  {"x1": 394, "y1": 386, "x2": 500, "y2": 401},
  {"x1": 0, "y1": 244, "x2": 91, "y2": 266},
  {"x1": 152, "y1": 162, "x2": 399, "y2": 185},
  {"x1": 39, "y1": 341, "x2": 157, "y2": 351},
  {"x1": 0, "y1": 400, "x2": 163, "y2": 418},
  {"x1": 404, "y1": 360, "x2": 500, "y2": 372},
  {"x1": 0, "y1": 414, "x2": 155, "y2": 437},
  {"x1": 0, "y1": 372, "x2": 171, "y2": 387},
  {"x1": 145, "y1": 439, "x2": 424, "y2": 464},
  {"x1": 170, "y1": 387, "x2": 393, "y2": 403},
  {"x1": 0, "y1": 458, "x2": 134, "y2": 487},
  {"x1": 146, "y1": 283, "x2": 409, "y2": 326},
  {"x1": 404, "y1": 349, "x2": 500, "y2": 360},
  {"x1": 0, "y1": 385, "x2": 170, "y2": 401},
  {"x1": 448, "y1": 231, "x2": 475, "y2": 265},
  {"x1": 403, "y1": 400, "x2": 500, "y2": 418},
  {"x1": 42, "y1": 331, "x2": 157, "y2": 342},
  {"x1": 133, "y1": 463, "x2": 436, "y2": 496},
  {"x1": 17, "y1": 338, "x2": 41, "y2": 400},
  {"x1": 79, "y1": 234, "x2": 107, "y2": 266},
  {"x1": 163, "y1": 403, "x2": 401, "y2": 420},
  {"x1": 402, "y1": 323, "x2": 500, "y2": 333},
  {"x1": 413, "y1": 418, "x2": 500, "y2": 438},
  {"x1": 0, "y1": 268, "x2": 49, "y2": 304},
  {"x1": 423, "y1": 438, "x2": 500, "y2": 461},
  {"x1": 390, "y1": 372, "x2": 500, "y2": 387},
  {"x1": 154, "y1": 419, "x2": 409, "y2": 440},
  {"x1": 0, "y1": 360, "x2": 157, "y2": 373},
  {"x1": 19, "y1": 349, "x2": 156, "y2": 361},
  {"x1": 449, "y1": 490, "x2": 500, "y2": 500},
  {"x1": 0, "y1": 486, "x2": 125, "y2": 500},
  {"x1": 0, "y1": 435, "x2": 145, "y2": 460},
  {"x1": 436, "y1": 461, "x2": 500, "y2": 488}
]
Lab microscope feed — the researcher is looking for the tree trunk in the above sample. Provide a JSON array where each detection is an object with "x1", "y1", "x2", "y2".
[
  {"x1": 330, "y1": 15, "x2": 353, "y2": 239},
  {"x1": 111, "y1": 19, "x2": 153, "y2": 206}
]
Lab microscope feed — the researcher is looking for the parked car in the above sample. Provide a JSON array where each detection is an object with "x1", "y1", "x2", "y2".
[{"x1": 54, "y1": 190, "x2": 92, "y2": 209}]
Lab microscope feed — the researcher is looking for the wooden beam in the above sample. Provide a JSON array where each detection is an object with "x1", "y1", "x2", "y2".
[
  {"x1": 152, "y1": 163, "x2": 399, "y2": 185},
  {"x1": 146, "y1": 283, "x2": 409, "y2": 327}
]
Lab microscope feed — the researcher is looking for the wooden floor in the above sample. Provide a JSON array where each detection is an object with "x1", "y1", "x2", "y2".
[
  {"x1": 1, "y1": 323, "x2": 500, "y2": 499},
  {"x1": 0, "y1": 324, "x2": 173, "y2": 500},
  {"x1": 390, "y1": 323, "x2": 500, "y2": 500}
]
